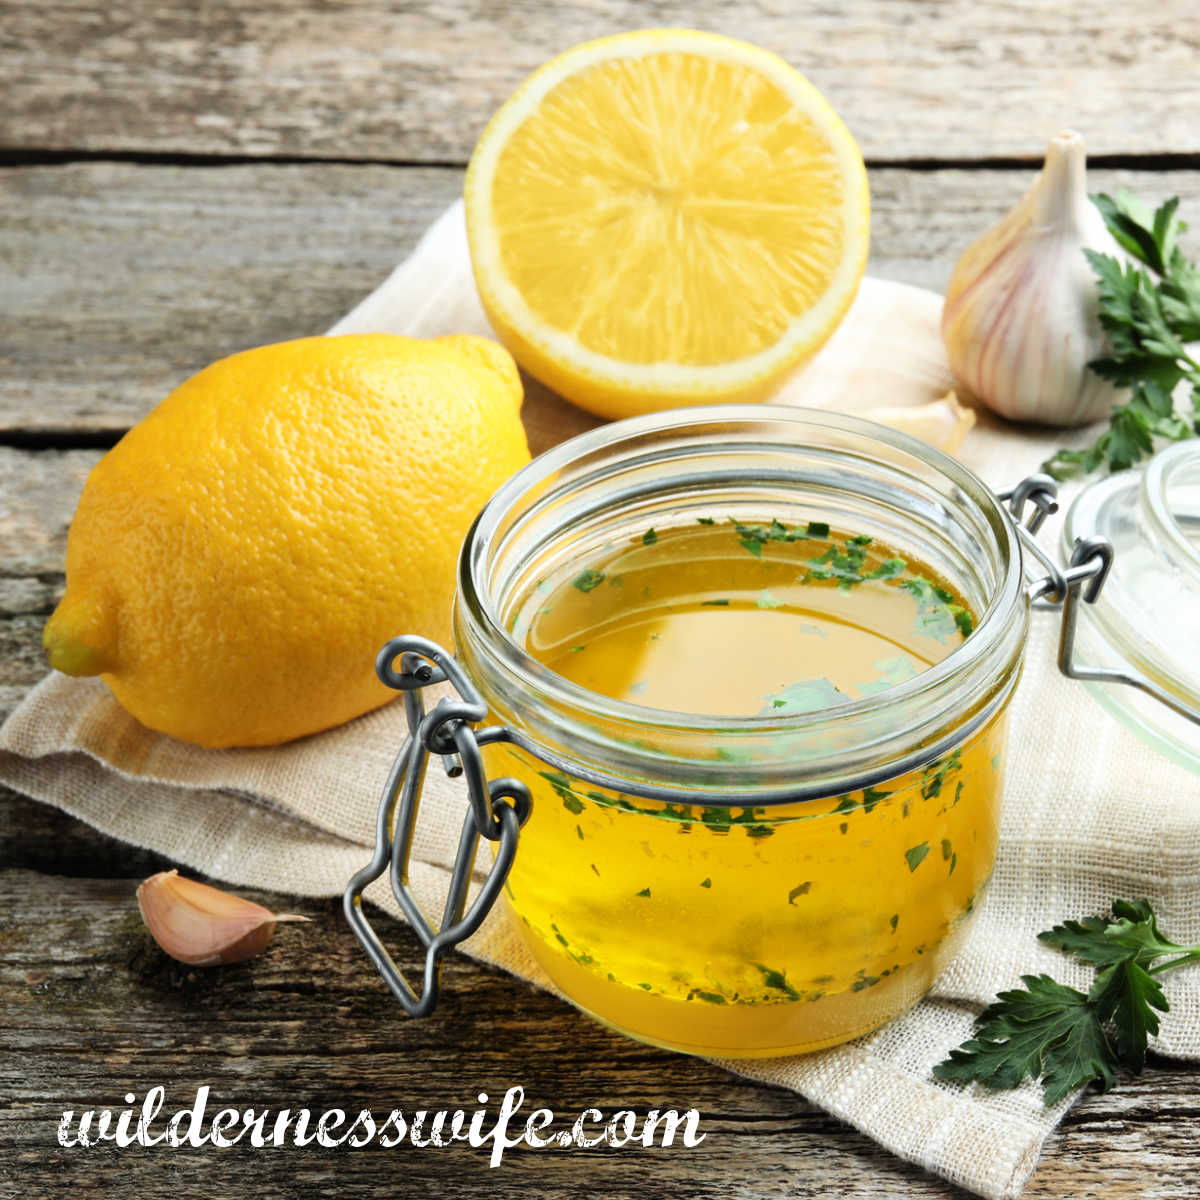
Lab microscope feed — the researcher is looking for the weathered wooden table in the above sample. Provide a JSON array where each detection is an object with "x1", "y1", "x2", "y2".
[{"x1": 4, "y1": 4, "x2": 1200, "y2": 1196}]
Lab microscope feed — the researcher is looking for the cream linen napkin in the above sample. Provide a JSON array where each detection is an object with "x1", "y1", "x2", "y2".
[{"x1": 4, "y1": 201, "x2": 1200, "y2": 1200}]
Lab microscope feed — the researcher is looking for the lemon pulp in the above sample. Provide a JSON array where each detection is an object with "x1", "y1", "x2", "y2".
[{"x1": 466, "y1": 31, "x2": 870, "y2": 417}]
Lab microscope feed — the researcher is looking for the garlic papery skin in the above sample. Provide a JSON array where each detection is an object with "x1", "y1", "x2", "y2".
[
  {"x1": 941, "y1": 130, "x2": 1123, "y2": 427},
  {"x1": 861, "y1": 392, "x2": 976, "y2": 455},
  {"x1": 136, "y1": 869, "x2": 310, "y2": 966}
]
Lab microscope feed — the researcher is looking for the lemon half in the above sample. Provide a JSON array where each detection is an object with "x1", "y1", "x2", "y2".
[{"x1": 465, "y1": 29, "x2": 871, "y2": 419}]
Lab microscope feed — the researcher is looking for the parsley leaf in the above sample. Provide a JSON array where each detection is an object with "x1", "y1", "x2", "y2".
[
  {"x1": 935, "y1": 899, "x2": 1200, "y2": 1105},
  {"x1": 1039, "y1": 898, "x2": 1199, "y2": 968},
  {"x1": 753, "y1": 963, "x2": 801, "y2": 999},
  {"x1": 1044, "y1": 191, "x2": 1200, "y2": 479},
  {"x1": 899, "y1": 577, "x2": 972, "y2": 642},
  {"x1": 933, "y1": 974, "x2": 1116, "y2": 1106},
  {"x1": 904, "y1": 842, "x2": 930, "y2": 872},
  {"x1": 572, "y1": 568, "x2": 606, "y2": 593},
  {"x1": 1088, "y1": 958, "x2": 1166, "y2": 1073},
  {"x1": 761, "y1": 677, "x2": 845, "y2": 715}
]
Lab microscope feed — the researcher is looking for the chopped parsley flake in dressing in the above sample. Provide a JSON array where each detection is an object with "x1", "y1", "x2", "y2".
[
  {"x1": 761, "y1": 678, "x2": 846, "y2": 715},
  {"x1": 900, "y1": 577, "x2": 975, "y2": 640},
  {"x1": 858, "y1": 654, "x2": 919, "y2": 696},
  {"x1": 572, "y1": 568, "x2": 606, "y2": 593},
  {"x1": 905, "y1": 842, "x2": 931, "y2": 872}
]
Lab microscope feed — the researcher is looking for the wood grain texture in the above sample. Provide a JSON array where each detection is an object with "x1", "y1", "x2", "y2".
[
  {"x1": 0, "y1": 862, "x2": 1197, "y2": 1200},
  {"x1": 4, "y1": 1, "x2": 1200, "y2": 163},
  {"x1": 5, "y1": 4, "x2": 1200, "y2": 1191},
  {"x1": 6, "y1": 162, "x2": 1200, "y2": 434}
]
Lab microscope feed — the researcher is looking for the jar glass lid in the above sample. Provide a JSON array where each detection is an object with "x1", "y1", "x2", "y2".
[{"x1": 1062, "y1": 438, "x2": 1200, "y2": 772}]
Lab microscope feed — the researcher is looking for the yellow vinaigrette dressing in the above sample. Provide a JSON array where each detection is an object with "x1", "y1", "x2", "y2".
[{"x1": 488, "y1": 517, "x2": 1004, "y2": 1057}]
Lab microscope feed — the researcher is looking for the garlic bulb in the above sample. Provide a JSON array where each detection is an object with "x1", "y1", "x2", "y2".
[
  {"x1": 941, "y1": 130, "x2": 1123, "y2": 427},
  {"x1": 136, "y1": 870, "x2": 310, "y2": 965}
]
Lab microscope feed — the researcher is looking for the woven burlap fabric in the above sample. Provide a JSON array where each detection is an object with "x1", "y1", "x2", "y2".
[{"x1": 4, "y1": 202, "x2": 1199, "y2": 1199}]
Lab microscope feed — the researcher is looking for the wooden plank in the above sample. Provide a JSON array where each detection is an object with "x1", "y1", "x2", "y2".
[
  {"x1": 0, "y1": 163, "x2": 462, "y2": 436},
  {"x1": 3, "y1": 1, "x2": 1199, "y2": 163},
  {"x1": 0, "y1": 447, "x2": 95, "y2": 718},
  {"x1": 5, "y1": 161, "x2": 1200, "y2": 435},
  {"x1": 0, "y1": 789, "x2": 173, "y2": 878},
  {"x1": 0, "y1": 865, "x2": 1198, "y2": 1198}
]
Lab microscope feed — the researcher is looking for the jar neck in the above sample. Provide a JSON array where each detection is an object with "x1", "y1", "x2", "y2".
[{"x1": 454, "y1": 406, "x2": 1026, "y2": 802}]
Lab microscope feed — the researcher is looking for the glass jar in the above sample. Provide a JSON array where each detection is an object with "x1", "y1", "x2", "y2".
[
  {"x1": 1062, "y1": 438, "x2": 1200, "y2": 774},
  {"x1": 346, "y1": 410, "x2": 1200, "y2": 1054},
  {"x1": 345, "y1": 410, "x2": 1199, "y2": 1055},
  {"x1": 443, "y1": 406, "x2": 1026, "y2": 1057}
]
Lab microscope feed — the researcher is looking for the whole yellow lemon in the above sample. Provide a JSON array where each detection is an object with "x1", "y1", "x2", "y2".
[{"x1": 43, "y1": 333, "x2": 529, "y2": 748}]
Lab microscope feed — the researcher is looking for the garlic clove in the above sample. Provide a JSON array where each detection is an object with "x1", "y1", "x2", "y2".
[
  {"x1": 941, "y1": 129, "x2": 1124, "y2": 428},
  {"x1": 136, "y1": 869, "x2": 310, "y2": 966},
  {"x1": 860, "y1": 392, "x2": 976, "y2": 455}
]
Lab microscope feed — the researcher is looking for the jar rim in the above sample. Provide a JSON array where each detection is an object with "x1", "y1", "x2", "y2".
[{"x1": 455, "y1": 405, "x2": 1027, "y2": 797}]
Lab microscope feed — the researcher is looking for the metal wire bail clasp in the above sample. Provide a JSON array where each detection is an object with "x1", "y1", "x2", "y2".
[{"x1": 343, "y1": 636, "x2": 531, "y2": 1016}]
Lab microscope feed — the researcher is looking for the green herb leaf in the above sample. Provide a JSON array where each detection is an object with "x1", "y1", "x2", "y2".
[
  {"x1": 936, "y1": 900, "x2": 1200, "y2": 1106},
  {"x1": 1038, "y1": 899, "x2": 1198, "y2": 968},
  {"x1": 1089, "y1": 958, "x2": 1167, "y2": 1072},
  {"x1": 868, "y1": 556, "x2": 907, "y2": 581},
  {"x1": 933, "y1": 974, "x2": 1117, "y2": 1106},
  {"x1": 761, "y1": 677, "x2": 845, "y2": 715},
  {"x1": 572, "y1": 568, "x2": 606, "y2": 593},
  {"x1": 788, "y1": 881, "x2": 812, "y2": 904},
  {"x1": 642, "y1": 528, "x2": 658, "y2": 545},
  {"x1": 904, "y1": 842, "x2": 930, "y2": 872},
  {"x1": 858, "y1": 654, "x2": 918, "y2": 697},
  {"x1": 636, "y1": 887, "x2": 651, "y2": 898},
  {"x1": 696, "y1": 517, "x2": 715, "y2": 525},
  {"x1": 900, "y1": 577, "x2": 972, "y2": 643},
  {"x1": 701, "y1": 598, "x2": 730, "y2": 607},
  {"x1": 1045, "y1": 192, "x2": 1200, "y2": 478},
  {"x1": 804, "y1": 534, "x2": 878, "y2": 588},
  {"x1": 753, "y1": 963, "x2": 800, "y2": 999},
  {"x1": 862, "y1": 786, "x2": 890, "y2": 814},
  {"x1": 540, "y1": 770, "x2": 586, "y2": 814},
  {"x1": 920, "y1": 749, "x2": 963, "y2": 799}
]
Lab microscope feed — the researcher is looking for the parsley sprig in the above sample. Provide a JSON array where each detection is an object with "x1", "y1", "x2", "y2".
[
  {"x1": 933, "y1": 900, "x2": 1200, "y2": 1105},
  {"x1": 1044, "y1": 191, "x2": 1200, "y2": 479}
]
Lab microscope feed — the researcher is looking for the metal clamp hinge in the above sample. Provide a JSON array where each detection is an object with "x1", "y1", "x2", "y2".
[{"x1": 343, "y1": 636, "x2": 531, "y2": 1016}]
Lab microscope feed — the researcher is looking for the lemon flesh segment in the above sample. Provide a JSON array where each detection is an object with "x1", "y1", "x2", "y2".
[{"x1": 466, "y1": 32, "x2": 870, "y2": 418}]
